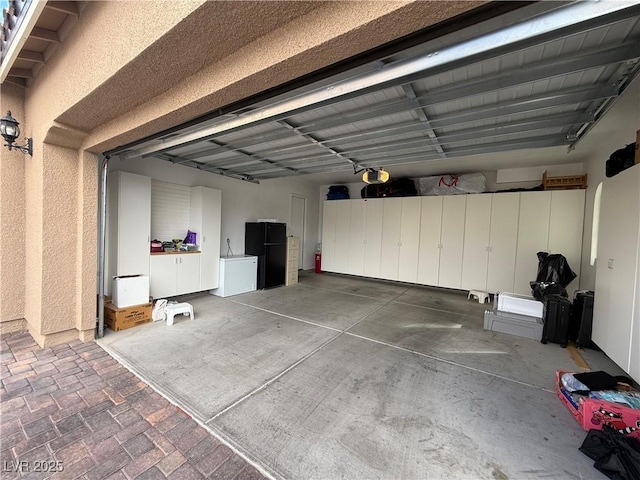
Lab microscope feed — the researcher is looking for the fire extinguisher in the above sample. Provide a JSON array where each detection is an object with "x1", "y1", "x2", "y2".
[{"x1": 315, "y1": 251, "x2": 322, "y2": 274}]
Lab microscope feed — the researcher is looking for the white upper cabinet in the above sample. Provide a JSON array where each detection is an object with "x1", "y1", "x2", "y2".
[
  {"x1": 348, "y1": 201, "x2": 367, "y2": 276},
  {"x1": 593, "y1": 165, "x2": 640, "y2": 381},
  {"x1": 321, "y1": 201, "x2": 338, "y2": 272},
  {"x1": 363, "y1": 199, "x2": 384, "y2": 279},
  {"x1": 417, "y1": 196, "x2": 443, "y2": 286},
  {"x1": 190, "y1": 186, "x2": 221, "y2": 291},
  {"x1": 398, "y1": 197, "x2": 422, "y2": 283},
  {"x1": 514, "y1": 191, "x2": 551, "y2": 295},
  {"x1": 108, "y1": 171, "x2": 151, "y2": 280},
  {"x1": 379, "y1": 198, "x2": 403, "y2": 280},
  {"x1": 548, "y1": 190, "x2": 585, "y2": 293},
  {"x1": 438, "y1": 195, "x2": 466, "y2": 289},
  {"x1": 486, "y1": 193, "x2": 520, "y2": 293},
  {"x1": 461, "y1": 194, "x2": 492, "y2": 291},
  {"x1": 334, "y1": 201, "x2": 352, "y2": 274}
]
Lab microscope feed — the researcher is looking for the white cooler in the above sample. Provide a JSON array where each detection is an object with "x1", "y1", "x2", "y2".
[{"x1": 496, "y1": 292, "x2": 543, "y2": 318}]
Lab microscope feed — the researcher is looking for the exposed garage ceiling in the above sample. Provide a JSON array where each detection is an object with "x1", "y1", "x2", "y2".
[{"x1": 110, "y1": 1, "x2": 640, "y2": 184}]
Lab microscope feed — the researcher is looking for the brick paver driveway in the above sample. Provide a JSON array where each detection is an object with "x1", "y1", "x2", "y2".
[{"x1": 0, "y1": 332, "x2": 265, "y2": 480}]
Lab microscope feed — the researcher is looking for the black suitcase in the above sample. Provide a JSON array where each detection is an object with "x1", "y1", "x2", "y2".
[
  {"x1": 572, "y1": 291, "x2": 595, "y2": 348},
  {"x1": 542, "y1": 294, "x2": 572, "y2": 347}
]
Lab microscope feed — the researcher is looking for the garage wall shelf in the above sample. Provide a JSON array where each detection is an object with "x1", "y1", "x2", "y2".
[{"x1": 542, "y1": 171, "x2": 588, "y2": 190}]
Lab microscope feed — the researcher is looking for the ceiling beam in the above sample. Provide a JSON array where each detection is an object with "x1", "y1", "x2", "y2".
[
  {"x1": 30, "y1": 27, "x2": 59, "y2": 43},
  {"x1": 402, "y1": 83, "x2": 444, "y2": 155},
  {"x1": 8, "y1": 68, "x2": 33, "y2": 79},
  {"x1": 45, "y1": 1, "x2": 79, "y2": 16},
  {"x1": 296, "y1": 40, "x2": 637, "y2": 135},
  {"x1": 124, "y1": 0, "x2": 640, "y2": 159},
  {"x1": 339, "y1": 112, "x2": 593, "y2": 156},
  {"x1": 155, "y1": 154, "x2": 260, "y2": 183},
  {"x1": 358, "y1": 135, "x2": 567, "y2": 167},
  {"x1": 205, "y1": 139, "x2": 303, "y2": 174},
  {"x1": 17, "y1": 49, "x2": 44, "y2": 63},
  {"x1": 312, "y1": 84, "x2": 618, "y2": 149},
  {"x1": 276, "y1": 120, "x2": 365, "y2": 170}
]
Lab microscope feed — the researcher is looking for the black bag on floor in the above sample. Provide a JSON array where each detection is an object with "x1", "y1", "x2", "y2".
[
  {"x1": 572, "y1": 291, "x2": 595, "y2": 348},
  {"x1": 606, "y1": 143, "x2": 636, "y2": 178},
  {"x1": 541, "y1": 294, "x2": 572, "y2": 347},
  {"x1": 579, "y1": 425, "x2": 640, "y2": 480}
]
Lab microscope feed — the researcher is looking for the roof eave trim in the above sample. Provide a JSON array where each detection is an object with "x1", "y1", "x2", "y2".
[{"x1": 1, "y1": 0, "x2": 48, "y2": 84}]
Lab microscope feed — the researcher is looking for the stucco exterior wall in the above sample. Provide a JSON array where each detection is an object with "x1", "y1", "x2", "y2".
[
  {"x1": 0, "y1": 82, "x2": 27, "y2": 334},
  {"x1": 1, "y1": 0, "x2": 482, "y2": 346}
]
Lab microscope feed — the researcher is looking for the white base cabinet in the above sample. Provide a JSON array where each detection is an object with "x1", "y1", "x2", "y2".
[
  {"x1": 150, "y1": 254, "x2": 201, "y2": 299},
  {"x1": 321, "y1": 189, "x2": 584, "y2": 295}
]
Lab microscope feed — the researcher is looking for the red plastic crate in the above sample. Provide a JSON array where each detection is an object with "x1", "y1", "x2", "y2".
[{"x1": 555, "y1": 370, "x2": 640, "y2": 438}]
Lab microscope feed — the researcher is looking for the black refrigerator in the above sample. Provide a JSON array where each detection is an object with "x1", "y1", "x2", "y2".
[{"x1": 245, "y1": 222, "x2": 287, "y2": 289}]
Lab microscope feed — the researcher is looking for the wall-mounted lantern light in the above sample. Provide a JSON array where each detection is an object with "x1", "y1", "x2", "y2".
[{"x1": 0, "y1": 111, "x2": 33, "y2": 156}]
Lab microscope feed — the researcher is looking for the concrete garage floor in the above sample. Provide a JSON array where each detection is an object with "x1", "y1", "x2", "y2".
[{"x1": 98, "y1": 272, "x2": 627, "y2": 480}]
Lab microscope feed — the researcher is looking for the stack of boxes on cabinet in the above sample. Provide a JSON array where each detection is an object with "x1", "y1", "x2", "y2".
[{"x1": 106, "y1": 171, "x2": 222, "y2": 331}]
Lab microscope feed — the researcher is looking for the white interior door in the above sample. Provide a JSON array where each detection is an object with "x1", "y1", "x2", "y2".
[{"x1": 290, "y1": 195, "x2": 306, "y2": 269}]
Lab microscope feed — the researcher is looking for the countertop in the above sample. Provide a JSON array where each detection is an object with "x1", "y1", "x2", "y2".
[{"x1": 150, "y1": 251, "x2": 201, "y2": 255}]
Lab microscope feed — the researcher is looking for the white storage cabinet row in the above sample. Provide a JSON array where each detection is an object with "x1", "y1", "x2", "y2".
[
  {"x1": 108, "y1": 171, "x2": 222, "y2": 299},
  {"x1": 321, "y1": 190, "x2": 585, "y2": 295}
]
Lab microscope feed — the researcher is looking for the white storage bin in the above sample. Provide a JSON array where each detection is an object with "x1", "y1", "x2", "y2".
[
  {"x1": 484, "y1": 309, "x2": 543, "y2": 341},
  {"x1": 112, "y1": 275, "x2": 150, "y2": 308},
  {"x1": 496, "y1": 292, "x2": 543, "y2": 318}
]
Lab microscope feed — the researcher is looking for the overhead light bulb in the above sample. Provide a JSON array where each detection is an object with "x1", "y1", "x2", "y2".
[{"x1": 362, "y1": 168, "x2": 389, "y2": 184}]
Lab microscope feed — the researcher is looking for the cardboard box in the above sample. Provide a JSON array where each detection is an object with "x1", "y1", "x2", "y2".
[
  {"x1": 104, "y1": 300, "x2": 152, "y2": 332},
  {"x1": 555, "y1": 370, "x2": 640, "y2": 438},
  {"x1": 112, "y1": 275, "x2": 149, "y2": 308}
]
